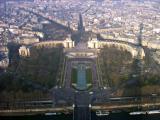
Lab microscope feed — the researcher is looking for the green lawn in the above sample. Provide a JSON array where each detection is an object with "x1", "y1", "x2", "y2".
[
  {"x1": 71, "y1": 68, "x2": 77, "y2": 84},
  {"x1": 86, "y1": 68, "x2": 92, "y2": 84}
]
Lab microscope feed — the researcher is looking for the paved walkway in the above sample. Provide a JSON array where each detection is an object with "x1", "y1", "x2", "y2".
[{"x1": 74, "y1": 92, "x2": 91, "y2": 120}]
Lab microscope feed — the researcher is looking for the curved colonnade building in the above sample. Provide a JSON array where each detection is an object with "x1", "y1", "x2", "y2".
[
  {"x1": 19, "y1": 36, "x2": 75, "y2": 57},
  {"x1": 19, "y1": 34, "x2": 145, "y2": 59},
  {"x1": 88, "y1": 37, "x2": 145, "y2": 59}
]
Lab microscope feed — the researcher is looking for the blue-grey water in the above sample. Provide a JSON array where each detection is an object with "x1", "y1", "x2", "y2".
[
  {"x1": 1, "y1": 112, "x2": 160, "y2": 120},
  {"x1": 77, "y1": 64, "x2": 87, "y2": 90}
]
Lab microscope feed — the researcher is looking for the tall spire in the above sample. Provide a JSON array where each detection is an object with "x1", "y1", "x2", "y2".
[
  {"x1": 138, "y1": 23, "x2": 143, "y2": 46},
  {"x1": 78, "y1": 13, "x2": 85, "y2": 32}
]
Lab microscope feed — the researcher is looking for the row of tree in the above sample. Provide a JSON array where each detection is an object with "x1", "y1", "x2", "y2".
[
  {"x1": 98, "y1": 46, "x2": 160, "y2": 96},
  {"x1": 0, "y1": 44, "x2": 64, "y2": 101}
]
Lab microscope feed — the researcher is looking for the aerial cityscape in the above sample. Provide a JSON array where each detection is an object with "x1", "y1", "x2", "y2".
[{"x1": 0, "y1": 0, "x2": 160, "y2": 120}]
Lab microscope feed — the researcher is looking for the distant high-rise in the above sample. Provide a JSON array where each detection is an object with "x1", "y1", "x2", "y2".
[
  {"x1": 138, "y1": 23, "x2": 143, "y2": 46},
  {"x1": 67, "y1": 21, "x2": 71, "y2": 31},
  {"x1": 78, "y1": 13, "x2": 85, "y2": 32},
  {"x1": 3, "y1": 0, "x2": 9, "y2": 52}
]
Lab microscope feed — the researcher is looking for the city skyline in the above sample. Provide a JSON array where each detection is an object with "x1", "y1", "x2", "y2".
[{"x1": 0, "y1": 0, "x2": 160, "y2": 120}]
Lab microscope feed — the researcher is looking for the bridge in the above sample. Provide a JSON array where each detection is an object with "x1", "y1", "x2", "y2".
[
  {"x1": 1, "y1": 94, "x2": 160, "y2": 116},
  {"x1": 73, "y1": 92, "x2": 91, "y2": 120}
]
